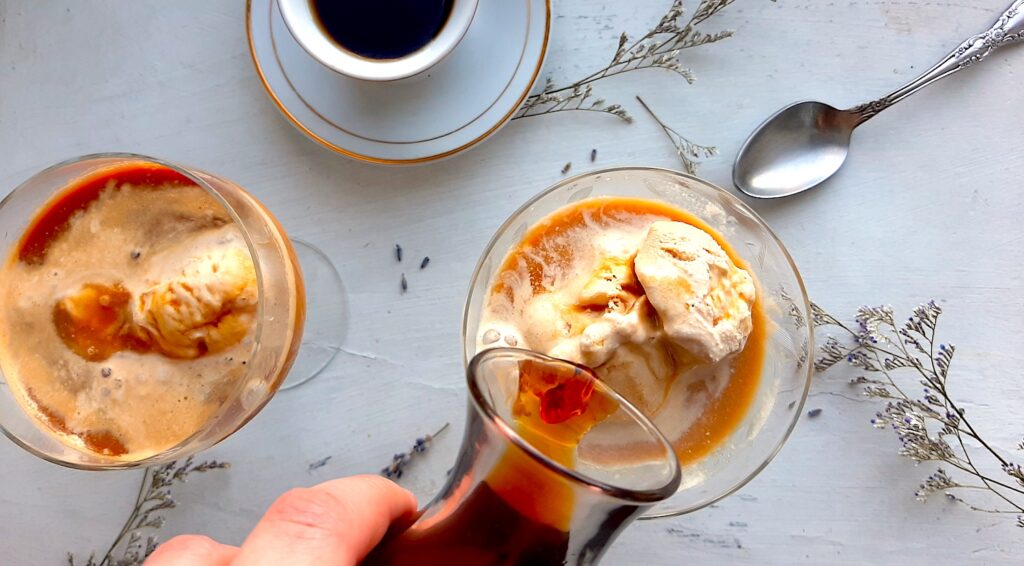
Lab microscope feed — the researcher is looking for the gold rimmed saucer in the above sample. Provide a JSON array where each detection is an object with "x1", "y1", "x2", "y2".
[{"x1": 246, "y1": 0, "x2": 550, "y2": 165}]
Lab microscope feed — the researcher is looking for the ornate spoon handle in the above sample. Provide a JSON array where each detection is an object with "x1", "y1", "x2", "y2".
[{"x1": 847, "y1": 0, "x2": 1024, "y2": 125}]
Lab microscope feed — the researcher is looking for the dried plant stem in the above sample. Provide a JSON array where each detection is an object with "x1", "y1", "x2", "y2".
[
  {"x1": 381, "y1": 423, "x2": 450, "y2": 481},
  {"x1": 813, "y1": 301, "x2": 1024, "y2": 525},
  {"x1": 69, "y1": 458, "x2": 230, "y2": 566},
  {"x1": 98, "y1": 472, "x2": 151, "y2": 566},
  {"x1": 824, "y1": 318, "x2": 1016, "y2": 490},
  {"x1": 514, "y1": 0, "x2": 745, "y2": 122},
  {"x1": 635, "y1": 95, "x2": 717, "y2": 174}
]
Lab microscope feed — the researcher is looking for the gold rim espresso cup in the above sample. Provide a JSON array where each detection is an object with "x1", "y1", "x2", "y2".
[{"x1": 277, "y1": 0, "x2": 479, "y2": 81}]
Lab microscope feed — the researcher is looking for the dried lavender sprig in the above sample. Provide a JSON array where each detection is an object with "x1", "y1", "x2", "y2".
[
  {"x1": 635, "y1": 95, "x2": 717, "y2": 174},
  {"x1": 514, "y1": 0, "x2": 757, "y2": 122},
  {"x1": 813, "y1": 301, "x2": 1024, "y2": 527},
  {"x1": 381, "y1": 423, "x2": 450, "y2": 481},
  {"x1": 69, "y1": 458, "x2": 229, "y2": 566}
]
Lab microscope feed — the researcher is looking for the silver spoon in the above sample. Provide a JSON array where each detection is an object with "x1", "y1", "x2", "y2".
[{"x1": 733, "y1": 1, "x2": 1024, "y2": 199}]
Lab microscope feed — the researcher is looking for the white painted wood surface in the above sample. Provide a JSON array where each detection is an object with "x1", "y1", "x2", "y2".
[{"x1": 1, "y1": 1, "x2": 1023, "y2": 563}]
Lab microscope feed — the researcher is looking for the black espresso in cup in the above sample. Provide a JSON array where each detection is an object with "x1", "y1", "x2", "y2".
[{"x1": 310, "y1": 0, "x2": 455, "y2": 60}]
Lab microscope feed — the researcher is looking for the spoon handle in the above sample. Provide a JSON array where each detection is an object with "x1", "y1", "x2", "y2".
[{"x1": 846, "y1": 0, "x2": 1024, "y2": 125}]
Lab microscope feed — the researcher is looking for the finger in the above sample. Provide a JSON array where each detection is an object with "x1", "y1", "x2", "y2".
[
  {"x1": 144, "y1": 534, "x2": 239, "y2": 566},
  {"x1": 234, "y1": 475, "x2": 417, "y2": 566}
]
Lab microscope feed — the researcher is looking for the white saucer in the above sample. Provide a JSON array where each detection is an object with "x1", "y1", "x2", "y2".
[{"x1": 247, "y1": 0, "x2": 550, "y2": 165}]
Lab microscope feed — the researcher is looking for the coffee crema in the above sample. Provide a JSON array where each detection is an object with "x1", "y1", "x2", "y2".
[{"x1": 310, "y1": 0, "x2": 454, "y2": 60}]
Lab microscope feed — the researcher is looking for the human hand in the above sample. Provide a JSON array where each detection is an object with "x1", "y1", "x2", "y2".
[{"x1": 145, "y1": 474, "x2": 417, "y2": 566}]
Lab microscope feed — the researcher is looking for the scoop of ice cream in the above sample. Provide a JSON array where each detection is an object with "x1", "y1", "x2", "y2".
[
  {"x1": 575, "y1": 296, "x2": 659, "y2": 367},
  {"x1": 594, "y1": 341, "x2": 678, "y2": 415},
  {"x1": 571, "y1": 246, "x2": 658, "y2": 366},
  {"x1": 502, "y1": 246, "x2": 657, "y2": 369},
  {"x1": 577, "y1": 253, "x2": 641, "y2": 310},
  {"x1": 134, "y1": 247, "x2": 257, "y2": 359},
  {"x1": 634, "y1": 221, "x2": 755, "y2": 363}
]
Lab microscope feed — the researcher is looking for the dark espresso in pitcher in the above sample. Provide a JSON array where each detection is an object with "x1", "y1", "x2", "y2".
[{"x1": 310, "y1": 0, "x2": 455, "y2": 60}]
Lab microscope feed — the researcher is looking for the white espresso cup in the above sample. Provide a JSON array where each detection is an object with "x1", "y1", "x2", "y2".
[{"x1": 277, "y1": 0, "x2": 479, "y2": 82}]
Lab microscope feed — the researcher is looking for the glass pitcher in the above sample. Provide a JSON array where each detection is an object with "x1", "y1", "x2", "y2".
[{"x1": 365, "y1": 347, "x2": 681, "y2": 565}]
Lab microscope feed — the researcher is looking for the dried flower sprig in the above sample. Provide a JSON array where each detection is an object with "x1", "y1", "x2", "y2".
[
  {"x1": 636, "y1": 95, "x2": 717, "y2": 174},
  {"x1": 381, "y1": 423, "x2": 450, "y2": 481},
  {"x1": 813, "y1": 301, "x2": 1024, "y2": 527},
  {"x1": 68, "y1": 458, "x2": 230, "y2": 566},
  {"x1": 514, "y1": 0, "x2": 748, "y2": 122}
]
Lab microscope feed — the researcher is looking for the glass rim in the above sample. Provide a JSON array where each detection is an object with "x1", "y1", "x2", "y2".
[
  {"x1": 466, "y1": 347, "x2": 682, "y2": 504},
  {"x1": 460, "y1": 166, "x2": 815, "y2": 517},
  {"x1": 0, "y1": 152, "x2": 273, "y2": 470}
]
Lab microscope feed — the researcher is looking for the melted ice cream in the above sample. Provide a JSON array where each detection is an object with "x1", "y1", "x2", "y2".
[
  {"x1": 478, "y1": 198, "x2": 762, "y2": 462},
  {"x1": 0, "y1": 181, "x2": 257, "y2": 459}
]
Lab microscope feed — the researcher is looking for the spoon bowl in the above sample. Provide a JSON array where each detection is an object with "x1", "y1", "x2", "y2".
[{"x1": 733, "y1": 101, "x2": 854, "y2": 199}]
